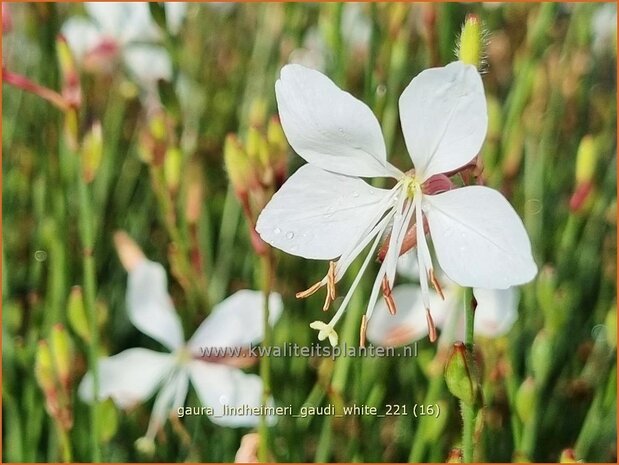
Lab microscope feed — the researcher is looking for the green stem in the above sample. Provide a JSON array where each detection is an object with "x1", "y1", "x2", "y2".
[
  {"x1": 462, "y1": 287, "x2": 475, "y2": 463},
  {"x1": 408, "y1": 370, "x2": 444, "y2": 461},
  {"x1": 258, "y1": 250, "x2": 273, "y2": 462},
  {"x1": 77, "y1": 168, "x2": 101, "y2": 462}
]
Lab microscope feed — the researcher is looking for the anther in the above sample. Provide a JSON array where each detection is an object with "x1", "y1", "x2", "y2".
[
  {"x1": 322, "y1": 261, "x2": 337, "y2": 311},
  {"x1": 359, "y1": 315, "x2": 368, "y2": 348},
  {"x1": 382, "y1": 276, "x2": 397, "y2": 315},
  {"x1": 296, "y1": 281, "x2": 322, "y2": 299},
  {"x1": 425, "y1": 309, "x2": 437, "y2": 342},
  {"x1": 429, "y1": 268, "x2": 445, "y2": 300}
]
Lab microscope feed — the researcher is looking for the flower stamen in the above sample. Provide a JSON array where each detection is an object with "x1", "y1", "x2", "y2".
[
  {"x1": 296, "y1": 280, "x2": 323, "y2": 299},
  {"x1": 429, "y1": 268, "x2": 445, "y2": 300},
  {"x1": 381, "y1": 276, "x2": 397, "y2": 315},
  {"x1": 323, "y1": 260, "x2": 337, "y2": 311},
  {"x1": 359, "y1": 315, "x2": 368, "y2": 348},
  {"x1": 425, "y1": 308, "x2": 437, "y2": 342}
]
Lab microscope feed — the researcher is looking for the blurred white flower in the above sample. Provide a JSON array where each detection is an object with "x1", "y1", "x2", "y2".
[
  {"x1": 256, "y1": 62, "x2": 536, "y2": 345},
  {"x1": 61, "y1": 2, "x2": 187, "y2": 85},
  {"x1": 367, "y1": 272, "x2": 519, "y2": 347},
  {"x1": 79, "y1": 249, "x2": 282, "y2": 443},
  {"x1": 288, "y1": 3, "x2": 371, "y2": 72},
  {"x1": 592, "y1": 4, "x2": 617, "y2": 55}
]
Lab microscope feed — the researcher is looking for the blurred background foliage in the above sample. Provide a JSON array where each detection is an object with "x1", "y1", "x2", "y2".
[{"x1": 2, "y1": 2, "x2": 617, "y2": 462}]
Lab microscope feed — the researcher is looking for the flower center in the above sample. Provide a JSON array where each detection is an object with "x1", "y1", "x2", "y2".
[
  {"x1": 175, "y1": 346, "x2": 192, "y2": 365},
  {"x1": 401, "y1": 172, "x2": 420, "y2": 199}
]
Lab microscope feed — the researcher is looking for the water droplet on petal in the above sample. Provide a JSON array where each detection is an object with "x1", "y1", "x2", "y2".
[
  {"x1": 274, "y1": 227, "x2": 281, "y2": 235},
  {"x1": 352, "y1": 191, "x2": 359, "y2": 198},
  {"x1": 286, "y1": 231, "x2": 295, "y2": 239},
  {"x1": 219, "y1": 395, "x2": 229, "y2": 405}
]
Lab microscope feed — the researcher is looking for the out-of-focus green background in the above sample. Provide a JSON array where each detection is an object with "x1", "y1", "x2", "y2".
[{"x1": 2, "y1": 2, "x2": 617, "y2": 463}]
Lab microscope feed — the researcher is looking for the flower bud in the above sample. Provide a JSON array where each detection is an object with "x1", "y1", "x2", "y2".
[
  {"x1": 570, "y1": 135, "x2": 598, "y2": 212},
  {"x1": 458, "y1": 15, "x2": 485, "y2": 69},
  {"x1": 135, "y1": 436, "x2": 156, "y2": 456},
  {"x1": 224, "y1": 134, "x2": 255, "y2": 196},
  {"x1": 63, "y1": 108, "x2": 80, "y2": 152},
  {"x1": 184, "y1": 166, "x2": 204, "y2": 225},
  {"x1": 50, "y1": 324, "x2": 73, "y2": 391},
  {"x1": 559, "y1": 448, "x2": 578, "y2": 463},
  {"x1": 444, "y1": 342, "x2": 478, "y2": 407},
  {"x1": 575, "y1": 135, "x2": 598, "y2": 183},
  {"x1": 98, "y1": 399, "x2": 119, "y2": 443},
  {"x1": 515, "y1": 377, "x2": 536, "y2": 423},
  {"x1": 530, "y1": 331, "x2": 553, "y2": 384},
  {"x1": 163, "y1": 147, "x2": 183, "y2": 194},
  {"x1": 82, "y1": 121, "x2": 103, "y2": 183},
  {"x1": 56, "y1": 34, "x2": 81, "y2": 109},
  {"x1": 35, "y1": 340, "x2": 56, "y2": 395},
  {"x1": 248, "y1": 98, "x2": 267, "y2": 129},
  {"x1": 68, "y1": 286, "x2": 90, "y2": 343}
]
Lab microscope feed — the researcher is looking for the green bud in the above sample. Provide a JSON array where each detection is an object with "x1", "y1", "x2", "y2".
[
  {"x1": 63, "y1": 109, "x2": 80, "y2": 152},
  {"x1": 35, "y1": 341, "x2": 56, "y2": 394},
  {"x1": 50, "y1": 324, "x2": 73, "y2": 391},
  {"x1": 248, "y1": 99, "x2": 267, "y2": 129},
  {"x1": 267, "y1": 117, "x2": 287, "y2": 153},
  {"x1": 246, "y1": 126, "x2": 264, "y2": 165},
  {"x1": 575, "y1": 135, "x2": 598, "y2": 185},
  {"x1": 515, "y1": 377, "x2": 536, "y2": 423},
  {"x1": 458, "y1": 15, "x2": 485, "y2": 69},
  {"x1": 98, "y1": 400, "x2": 119, "y2": 443},
  {"x1": 68, "y1": 286, "x2": 90, "y2": 343},
  {"x1": 82, "y1": 121, "x2": 103, "y2": 183},
  {"x1": 163, "y1": 147, "x2": 183, "y2": 194},
  {"x1": 530, "y1": 331, "x2": 553, "y2": 384},
  {"x1": 444, "y1": 342, "x2": 477, "y2": 406},
  {"x1": 135, "y1": 436, "x2": 156, "y2": 456},
  {"x1": 56, "y1": 34, "x2": 81, "y2": 109},
  {"x1": 536, "y1": 266, "x2": 568, "y2": 334},
  {"x1": 224, "y1": 134, "x2": 254, "y2": 195}
]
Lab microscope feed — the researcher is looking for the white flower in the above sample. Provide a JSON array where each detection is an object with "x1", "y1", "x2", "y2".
[
  {"x1": 78, "y1": 258, "x2": 282, "y2": 442},
  {"x1": 256, "y1": 62, "x2": 536, "y2": 345},
  {"x1": 366, "y1": 275, "x2": 519, "y2": 347},
  {"x1": 61, "y1": 2, "x2": 187, "y2": 85}
]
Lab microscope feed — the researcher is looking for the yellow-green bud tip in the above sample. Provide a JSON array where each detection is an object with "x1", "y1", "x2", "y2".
[{"x1": 458, "y1": 14, "x2": 485, "y2": 69}]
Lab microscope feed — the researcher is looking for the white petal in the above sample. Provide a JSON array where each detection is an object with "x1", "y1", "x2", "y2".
[
  {"x1": 424, "y1": 186, "x2": 537, "y2": 289},
  {"x1": 86, "y1": 2, "x2": 159, "y2": 44},
  {"x1": 367, "y1": 284, "x2": 450, "y2": 346},
  {"x1": 78, "y1": 348, "x2": 174, "y2": 409},
  {"x1": 164, "y1": 2, "x2": 187, "y2": 35},
  {"x1": 473, "y1": 287, "x2": 519, "y2": 337},
  {"x1": 366, "y1": 285, "x2": 428, "y2": 346},
  {"x1": 187, "y1": 290, "x2": 283, "y2": 352},
  {"x1": 399, "y1": 61, "x2": 487, "y2": 181},
  {"x1": 127, "y1": 259, "x2": 184, "y2": 350},
  {"x1": 275, "y1": 64, "x2": 399, "y2": 178},
  {"x1": 188, "y1": 361, "x2": 273, "y2": 427},
  {"x1": 61, "y1": 17, "x2": 102, "y2": 62},
  {"x1": 123, "y1": 44, "x2": 172, "y2": 85},
  {"x1": 145, "y1": 368, "x2": 190, "y2": 438},
  {"x1": 256, "y1": 164, "x2": 393, "y2": 259},
  {"x1": 396, "y1": 251, "x2": 420, "y2": 280}
]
